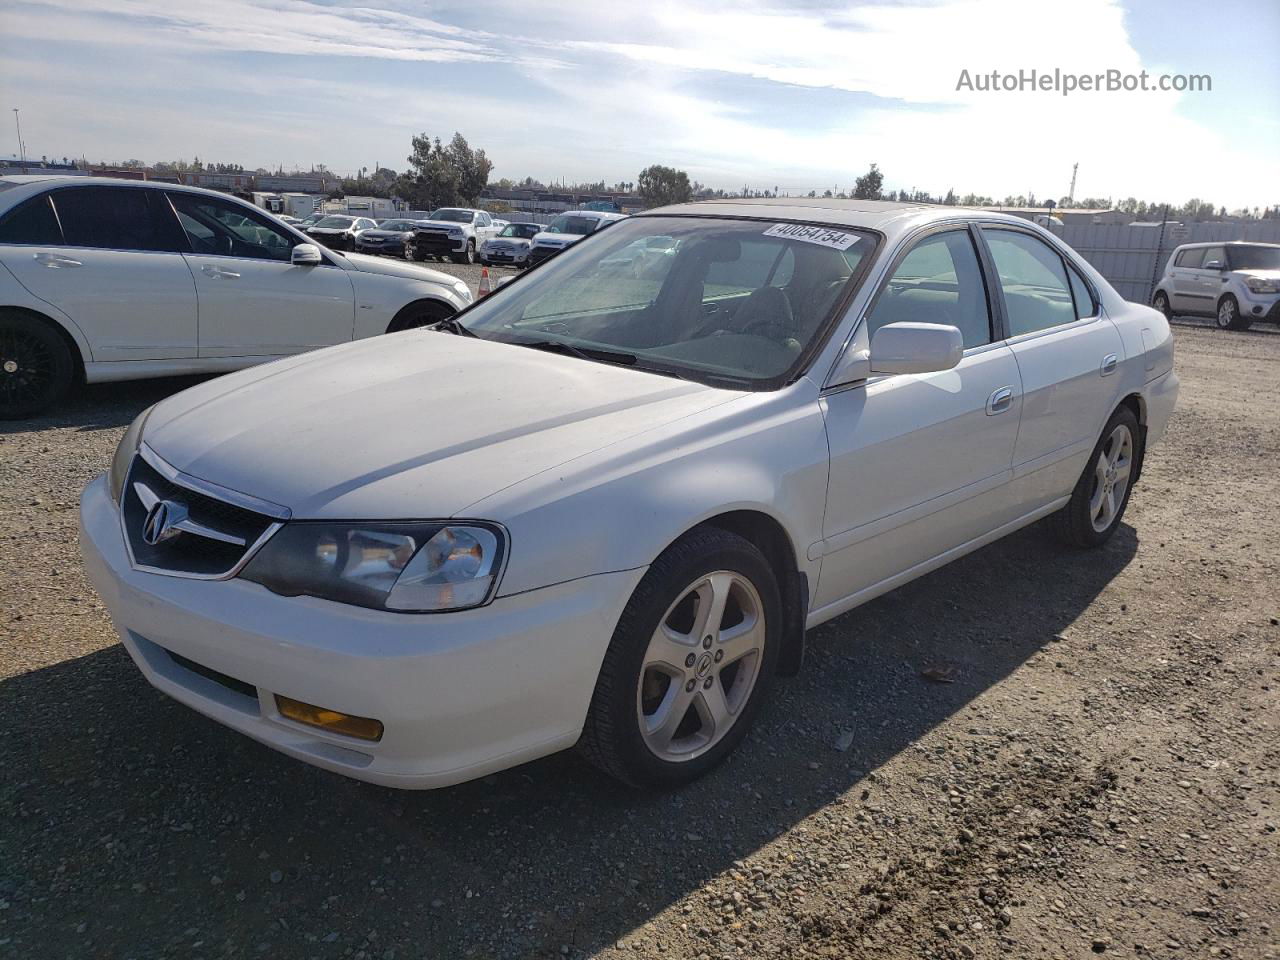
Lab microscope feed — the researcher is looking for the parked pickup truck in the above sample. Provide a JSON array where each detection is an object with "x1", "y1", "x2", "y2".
[{"x1": 407, "y1": 208, "x2": 500, "y2": 265}]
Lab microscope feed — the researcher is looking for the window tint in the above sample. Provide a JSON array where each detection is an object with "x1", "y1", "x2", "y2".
[
  {"x1": 170, "y1": 193, "x2": 299, "y2": 262},
  {"x1": 981, "y1": 229, "x2": 1077, "y2": 336},
  {"x1": 1066, "y1": 263, "x2": 1096, "y2": 319},
  {"x1": 50, "y1": 187, "x2": 184, "y2": 252},
  {"x1": 866, "y1": 230, "x2": 992, "y2": 349},
  {"x1": 0, "y1": 194, "x2": 63, "y2": 245},
  {"x1": 1174, "y1": 249, "x2": 1200, "y2": 268}
]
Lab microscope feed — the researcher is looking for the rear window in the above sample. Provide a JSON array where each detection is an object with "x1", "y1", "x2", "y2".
[{"x1": 50, "y1": 187, "x2": 184, "y2": 252}]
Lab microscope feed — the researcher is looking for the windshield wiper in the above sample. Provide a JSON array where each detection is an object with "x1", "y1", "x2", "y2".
[
  {"x1": 511, "y1": 339, "x2": 637, "y2": 366},
  {"x1": 427, "y1": 316, "x2": 479, "y2": 338}
]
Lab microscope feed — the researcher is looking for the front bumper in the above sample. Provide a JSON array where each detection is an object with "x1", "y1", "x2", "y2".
[
  {"x1": 79, "y1": 475, "x2": 645, "y2": 789},
  {"x1": 1239, "y1": 288, "x2": 1280, "y2": 320},
  {"x1": 527, "y1": 244, "x2": 567, "y2": 266},
  {"x1": 409, "y1": 232, "x2": 466, "y2": 258},
  {"x1": 481, "y1": 247, "x2": 529, "y2": 265},
  {"x1": 355, "y1": 238, "x2": 407, "y2": 255}
]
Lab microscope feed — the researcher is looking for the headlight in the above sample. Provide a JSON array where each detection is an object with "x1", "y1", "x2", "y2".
[
  {"x1": 448, "y1": 227, "x2": 463, "y2": 237},
  {"x1": 1245, "y1": 277, "x2": 1279, "y2": 294},
  {"x1": 452, "y1": 278, "x2": 473, "y2": 303},
  {"x1": 108, "y1": 406, "x2": 153, "y2": 503},
  {"x1": 239, "y1": 522, "x2": 505, "y2": 613}
]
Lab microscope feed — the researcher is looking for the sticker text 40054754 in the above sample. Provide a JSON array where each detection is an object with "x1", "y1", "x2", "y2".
[{"x1": 762, "y1": 223, "x2": 861, "y2": 251}]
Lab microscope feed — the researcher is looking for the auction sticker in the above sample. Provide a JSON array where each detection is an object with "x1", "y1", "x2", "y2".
[{"x1": 763, "y1": 223, "x2": 860, "y2": 250}]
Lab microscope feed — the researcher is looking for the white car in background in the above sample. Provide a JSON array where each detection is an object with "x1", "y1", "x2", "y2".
[
  {"x1": 527, "y1": 210, "x2": 626, "y2": 267},
  {"x1": 1151, "y1": 241, "x2": 1280, "y2": 330},
  {"x1": 406, "y1": 208, "x2": 500, "y2": 265},
  {"x1": 0, "y1": 177, "x2": 472, "y2": 418},
  {"x1": 304, "y1": 214, "x2": 377, "y2": 252},
  {"x1": 80, "y1": 199, "x2": 1177, "y2": 791}
]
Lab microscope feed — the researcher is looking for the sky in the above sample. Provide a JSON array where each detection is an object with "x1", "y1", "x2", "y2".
[{"x1": 1, "y1": 0, "x2": 1277, "y2": 209}]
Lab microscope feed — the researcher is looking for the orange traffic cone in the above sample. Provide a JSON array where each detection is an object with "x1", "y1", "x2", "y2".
[{"x1": 478, "y1": 266, "x2": 492, "y2": 298}]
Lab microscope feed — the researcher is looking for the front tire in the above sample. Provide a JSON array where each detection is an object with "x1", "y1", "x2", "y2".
[
  {"x1": 1055, "y1": 406, "x2": 1140, "y2": 548},
  {"x1": 385, "y1": 299, "x2": 456, "y2": 333},
  {"x1": 1216, "y1": 294, "x2": 1250, "y2": 331},
  {"x1": 580, "y1": 527, "x2": 781, "y2": 788},
  {"x1": 452, "y1": 240, "x2": 475, "y2": 265},
  {"x1": 1152, "y1": 290, "x2": 1172, "y2": 319},
  {"x1": 0, "y1": 312, "x2": 75, "y2": 420}
]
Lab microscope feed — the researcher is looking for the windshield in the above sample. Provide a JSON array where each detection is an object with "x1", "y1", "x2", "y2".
[
  {"x1": 455, "y1": 216, "x2": 874, "y2": 387},
  {"x1": 545, "y1": 215, "x2": 600, "y2": 236},
  {"x1": 315, "y1": 216, "x2": 354, "y2": 228},
  {"x1": 1229, "y1": 245, "x2": 1280, "y2": 271},
  {"x1": 377, "y1": 220, "x2": 415, "y2": 231},
  {"x1": 500, "y1": 224, "x2": 540, "y2": 239},
  {"x1": 431, "y1": 209, "x2": 475, "y2": 223}
]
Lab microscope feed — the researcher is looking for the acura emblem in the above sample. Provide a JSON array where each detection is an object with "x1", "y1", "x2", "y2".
[{"x1": 141, "y1": 499, "x2": 189, "y2": 545}]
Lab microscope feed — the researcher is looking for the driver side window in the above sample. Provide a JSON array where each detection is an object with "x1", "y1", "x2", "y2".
[
  {"x1": 866, "y1": 230, "x2": 992, "y2": 349},
  {"x1": 168, "y1": 193, "x2": 299, "y2": 262}
]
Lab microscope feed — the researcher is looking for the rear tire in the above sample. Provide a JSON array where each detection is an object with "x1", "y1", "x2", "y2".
[
  {"x1": 579, "y1": 527, "x2": 781, "y2": 788},
  {"x1": 1216, "y1": 294, "x2": 1250, "y2": 331},
  {"x1": 1055, "y1": 406, "x2": 1140, "y2": 548},
  {"x1": 0, "y1": 312, "x2": 75, "y2": 420}
]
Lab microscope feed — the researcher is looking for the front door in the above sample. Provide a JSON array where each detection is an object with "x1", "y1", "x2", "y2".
[
  {"x1": 0, "y1": 186, "x2": 198, "y2": 360},
  {"x1": 816, "y1": 227, "x2": 1022, "y2": 612},
  {"x1": 168, "y1": 192, "x2": 355, "y2": 358}
]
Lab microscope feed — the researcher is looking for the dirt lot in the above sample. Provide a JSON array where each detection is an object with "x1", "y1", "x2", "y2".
[{"x1": 1, "y1": 318, "x2": 1277, "y2": 960}]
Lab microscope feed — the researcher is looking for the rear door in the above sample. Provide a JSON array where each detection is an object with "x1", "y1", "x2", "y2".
[
  {"x1": 0, "y1": 185, "x2": 198, "y2": 360},
  {"x1": 1168, "y1": 248, "x2": 1203, "y2": 313},
  {"x1": 168, "y1": 192, "x2": 355, "y2": 358},
  {"x1": 978, "y1": 225, "x2": 1124, "y2": 510}
]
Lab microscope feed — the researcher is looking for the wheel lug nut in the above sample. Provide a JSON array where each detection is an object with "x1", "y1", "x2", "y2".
[
  {"x1": 714, "y1": 649, "x2": 724, "y2": 663},
  {"x1": 702, "y1": 636, "x2": 712, "y2": 649},
  {"x1": 685, "y1": 653, "x2": 696, "y2": 668},
  {"x1": 685, "y1": 679, "x2": 696, "y2": 692},
  {"x1": 703, "y1": 677, "x2": 714, "y2": 689}
]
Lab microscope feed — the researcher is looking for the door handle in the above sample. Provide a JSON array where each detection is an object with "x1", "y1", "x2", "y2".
[
  {"x1": 201, "y1": 264, "x2": 240, "y2": 279},
  {"x1": 1100, "y1": 354, "x2": 1118, "y2": 376},
  {"x1": 32, "y1": 252, "x2": 82, "y2": 268},
  {"x1": 986, "y1": 385, "x2": 1015, "y2": 415}
]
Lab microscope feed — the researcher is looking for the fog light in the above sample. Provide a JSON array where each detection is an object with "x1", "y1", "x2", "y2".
[{"x1": 275, "y1": 695, "x2": 383, "y2": 741}]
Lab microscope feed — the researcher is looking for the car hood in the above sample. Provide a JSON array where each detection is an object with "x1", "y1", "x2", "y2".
[
  {"x1": 1235, "y1": 268, "x2": 1280, "y2": 281},
  {"x1": 533, "y1": 232, "x2": 581, "y2": 247},
  {"x1": 414, "y1": 219, "x2": 469, "y2": 231},
  {"x1": 334, "y1": 251, "x2": 458, "y2": 285},
  {"x1": 142, "y1": 334, "x2": 735, "y2": 519},
  {"x1": 485, "y1": 237, "x2": 532, "y2": 247},
  {"x1": 358, "y1": 229, "x2": 411, "y2": 239},
  {"x1": 307, "y1": 226, "x2": 352, "y2": 234}
]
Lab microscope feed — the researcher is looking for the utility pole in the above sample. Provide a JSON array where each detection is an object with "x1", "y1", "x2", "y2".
[
  {"x1": 1067, "y1": 162, "x2": 1078, "y2": 204},
  {"x1": 12, "y1": 108, "x2": 26, "y2": 166}
]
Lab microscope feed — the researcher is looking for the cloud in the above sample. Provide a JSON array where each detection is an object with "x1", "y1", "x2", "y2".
[{"x1": 2, "y1": 0, "x2": 1274, "y2": 208}]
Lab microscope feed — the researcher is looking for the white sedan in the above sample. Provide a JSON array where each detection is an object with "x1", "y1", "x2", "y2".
[
  {"x1": 80, "y1": 199, "x2": 1178, "y2": 790},
  {"x1": 0, "y1": 177, "x2": 472, "y2": 418}
]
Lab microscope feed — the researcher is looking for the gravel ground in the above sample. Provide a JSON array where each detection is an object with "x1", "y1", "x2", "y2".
[{"x1": 1, "y1": 315, "x2": 1277, "y2": 960}]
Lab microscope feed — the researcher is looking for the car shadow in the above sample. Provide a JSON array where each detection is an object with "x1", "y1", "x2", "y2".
[
  {"x1": 2, "y1": 521, "x2": 1138, "y2": 958},
  {"x1": 0, "y1": 375, "x2": 216, "y2": 434}
]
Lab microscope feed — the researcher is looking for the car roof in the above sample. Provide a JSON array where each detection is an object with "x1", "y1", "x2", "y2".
[
  {"x1": 556, "y1": 210, "x2": 624, "y2": 221},
  {"x1": 1175, "y1": 240, "x2": 1279, "y2": 249},
  {"x1": 639, "y1": 197, "x2": 1033, "y2": 240}
]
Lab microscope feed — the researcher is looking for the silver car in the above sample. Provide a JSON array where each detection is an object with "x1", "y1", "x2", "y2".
[{"x1": 1152, "y1": 241, "x2": 1280, "y2": 330}]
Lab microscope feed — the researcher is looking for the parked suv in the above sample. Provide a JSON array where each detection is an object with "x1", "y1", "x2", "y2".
[
  {"x1": 406, "y1": 208, "x2": 499, "y2": 264},
  {"x1": 527, "y1": 211, "x2": 626, "y2": 267},
  {"x1": 1152, "y1": 241, "x2": 1280, "y2": 330},
  {"x1": 0, "y1": 177, "x2": 473, "y2": 418}
]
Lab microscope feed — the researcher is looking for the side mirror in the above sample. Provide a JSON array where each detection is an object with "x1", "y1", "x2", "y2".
[
  {"x1": 291, "y1": 243, "x2": 322, "y2": 266},
  {"x1": 869, "y1": 322, "x2": 963, "y2": 375},
  {"x1": 1203, "y1": 259, "x2": 1224, "y2": 271},
  {"x1": 827, "y1": 322, "x2": 964, "y2": 387}
]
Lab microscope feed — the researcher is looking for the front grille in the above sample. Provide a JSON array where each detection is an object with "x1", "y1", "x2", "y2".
[
  {"x1": 413, "y1": 230, "x2": 457, "y2": 252},
  {"x1": 528, "y1": 246, "x2": 560, "y2": 265},
  {"x1": 121, "y1": 453, "x2": 279, "y2": 577}
]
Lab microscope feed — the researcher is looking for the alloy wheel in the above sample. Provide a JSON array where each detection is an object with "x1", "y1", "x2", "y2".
[
  {"x1": 636, "y1": 571, "x2": 765, "y2": 761},
  {"x1": 1217, "y1": 298, "x2": 1235, "y2": 328},
  {"x1": 1088, "y1": 423, "x2": 1133, "y2": 533},
  {"x1": 0, "y1": 329, "x2": 57, "y2": 409}
]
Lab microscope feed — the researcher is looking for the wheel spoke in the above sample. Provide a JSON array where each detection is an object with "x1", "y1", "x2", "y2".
[
  {"x1": 646, "y1": 682, "x2": 696, "y2": 749},
  {"x1": 691, "y1": 572, "x2": 733, "y2": 644},
  {"x1": 718, "y1": 612, "x2": 763, "y2": 666},
  {"x1": 646, "y1": 624, "x2": 697, "y2": 673},
  {"x1": 695, "y1": 681, "x2": 731, "y2": 735}
]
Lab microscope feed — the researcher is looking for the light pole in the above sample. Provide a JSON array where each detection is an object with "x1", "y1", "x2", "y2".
[{"x1": 12, "y1": 108, "x2": 25, "y2": 166}]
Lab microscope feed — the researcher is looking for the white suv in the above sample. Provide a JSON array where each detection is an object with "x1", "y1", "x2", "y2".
[
  {"x1": 0, "y1": 177, "x2": 473, "y2": 418},
  {"x1": 527, "y1": 210, "x2": 626, "y2": 267},
  {"x1": 1152, "y1": 241, "x2": 1280, "y2": 330}
]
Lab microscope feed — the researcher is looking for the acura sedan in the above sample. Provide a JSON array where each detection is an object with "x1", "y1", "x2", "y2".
[{"x1": 80, "y1": 199, "x2": 1178, "y2": 790}]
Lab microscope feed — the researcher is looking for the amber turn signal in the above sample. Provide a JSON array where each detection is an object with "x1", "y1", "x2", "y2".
[{"x1": 275, "y1": 695, "x2": 384, "y2": 742}]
